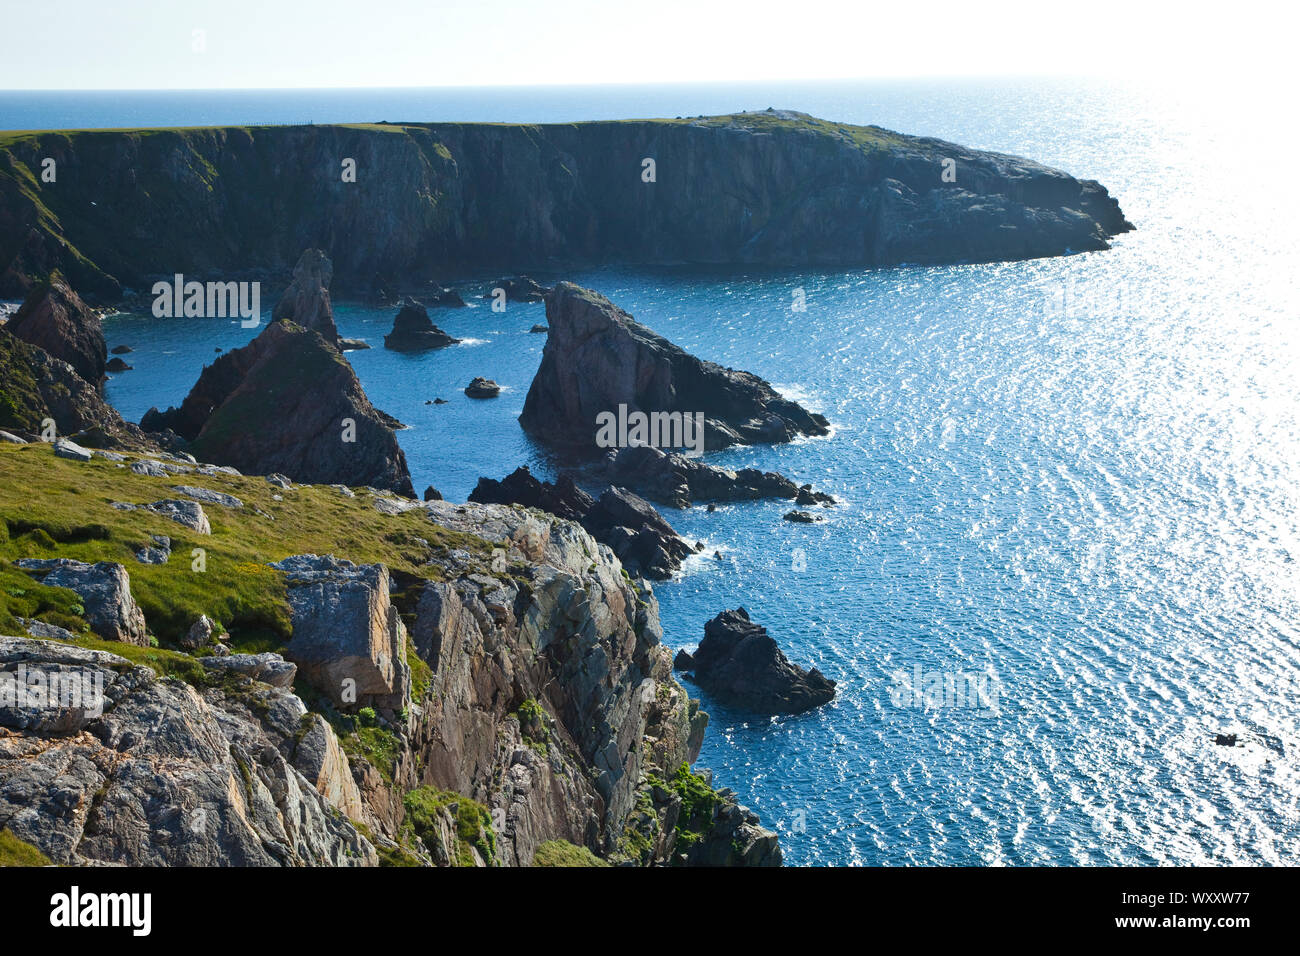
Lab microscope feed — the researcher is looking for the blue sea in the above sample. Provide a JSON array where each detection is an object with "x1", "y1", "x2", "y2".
[{"x1": 7, "y1": 79, "x2": 1298, "y2": 866}]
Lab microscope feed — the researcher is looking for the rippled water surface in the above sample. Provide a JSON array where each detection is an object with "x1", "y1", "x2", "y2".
[{"x1": 90, "y1": 78, "x2": 1300, "y2": 865}]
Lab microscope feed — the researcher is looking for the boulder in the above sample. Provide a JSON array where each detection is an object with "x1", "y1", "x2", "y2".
[
  {"x1": 528, "y1": 324, "x2": 548, "y2": 334},
  {"x1": 520, "y1": 283, "x2": 829, "y2": 451},
  {"x1": 171, "y1": 485, "x2": 243, "y2": 509},
  {"x1": 4, "y1": 276, "x2": 106, "y2": 387},
  {"x1": 383, "y1": 301, "x2": 460, "y2": 351},
  {"x1": 181, "y1": 613, "x2": 218, "y2": 650},
  {"x1": 465, "y1": 377, "x2": 501, "y2": 398},
  {"x1": 110, "y1": 344, "x2": 133, "y2": 354},
  {"x1": 271, "y1": 555, "x2": 412, "y2": 715},
  {"x1": 52, "y1": 437, "x2": 92, "y2": 462},
  {"x1": 201, "y1": 652, "x2": 297, "y2": 688},
  {"x1": 675, "y1": 608, "x2": 835, "y2": 715},
  {"x1": 422, "y1": 485, "x2": 443, "y2": 502},
  {"x1": 105, "y1": 357, "x2": 132, "y2": 372},
  {"x1": 469, "y1": 466, "x2": 593, "y2": 521},
  {"x1": 271, "y1": 247, "x2": 339, "y2": 343},
  {"x1": 783, "y1": 510, "x2": 822, "y2": 523},
  {"x1": 133, "y1": 534, "x2": 172, "y2": 565},
  {"x1": 15, "y1": 558, "x2": 149, "y2": 645},
  {"x1": 0, "y1": 430, "x2": 26, "y2": 444}
]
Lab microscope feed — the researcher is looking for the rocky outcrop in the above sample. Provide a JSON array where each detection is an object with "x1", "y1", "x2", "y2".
[
  {"x1": 142, "y1": 320, "x2": 414, "y2": 496},
  {"x1": 3, "y1": 276, "x2": 106, "y2": 388},
  {"x1": 0, "y1": 328, "x2": 157, "y2": 450},
  {"x1": 464, "y1": 377, "x2": 501, "y2": 398},
  {"x1": 271, "y1": 248, "x2": 338, "y2": 344},
  {"x1": 14, "y1": 558, "x2": 148, "y2": 645},
  {"x1": 468, "y1": 467, "x2": 697, "y2": 579},
  {"x1": 271, "y1": 555, "x2": 412, "y2": 717},
  {"x1": 675, "y1": 608, "x2": 835, "y2": 715},
  {"x1": 521, "y1": 283, "x2": 830, "y2": 452},
  {"x1": 599, "y1": 445, "x2": 832, "y2": 508},
  {"x1": 0, "y1": 637, "x2": 376, "y2": 865},
  {"x1": 383, "y1": 302, "x2": 460, "y2": 351},
  {"x1": 0, "y1": 113, "x2": 1131, "y2": 298},
  {"x1": 486, "y1": 276, "x2": 551, "y2": 302}
]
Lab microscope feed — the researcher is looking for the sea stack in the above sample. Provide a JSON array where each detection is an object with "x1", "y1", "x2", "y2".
[
  {"x1": 383, "y1": 301, "x2": 460, "y2": 351},
  {"x1": 520, "y1": 282, "x2": 829, "y2": 452},
  {"x1": 4, "y1": 275, "x2": 107, "y2": 388}
]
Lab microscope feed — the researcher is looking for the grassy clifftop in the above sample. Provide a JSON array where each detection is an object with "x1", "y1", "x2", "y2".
[
  {"x1": 0, "y1": 442, "x2": 490, "y2": 647},
  {"x1": 0, "y1": 111, "x2": 1131, "y2": 299}
]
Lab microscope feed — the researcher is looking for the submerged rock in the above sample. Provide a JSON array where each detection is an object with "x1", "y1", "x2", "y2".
[
  {"x1": 676, "y1": 608, "x2": 835, "y2": 715},
  {"x1": 521, "y1": 283, "x2": 829, "y2": 452},
  {"x1": 383, "y1": 301, "x2": 460, "y2": 351}
]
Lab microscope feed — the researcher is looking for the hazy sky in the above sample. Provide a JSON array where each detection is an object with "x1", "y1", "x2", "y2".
[{"x1": 0, "y1": 0, "x2": 1291, "y2": 89}]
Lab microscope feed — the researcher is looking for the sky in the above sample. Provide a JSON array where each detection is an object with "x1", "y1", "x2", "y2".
[{"x1": 0, "y1": 0, "x2": 1294, "y2": 89}]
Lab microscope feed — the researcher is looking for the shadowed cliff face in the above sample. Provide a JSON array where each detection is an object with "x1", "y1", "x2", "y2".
[{"x1": 0, "y1": 111, "x2": 1132, "y2": 298}]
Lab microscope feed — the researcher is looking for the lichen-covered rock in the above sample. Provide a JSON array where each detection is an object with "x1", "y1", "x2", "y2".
[
  {"x1": 521, "y1": 283, "x2": 829, "y2": 451},
  {"x1": 0, "y1": 636, "x2": 376, "y2": 866},
  {"x1": 14, "y1": 558, "x2": 148, "y2": 645},
  {"x1": 272, "y1": 555, "x2": 411, "y2": 716}
]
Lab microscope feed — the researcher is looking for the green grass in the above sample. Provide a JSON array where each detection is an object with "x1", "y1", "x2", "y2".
[
  {"x1": 0, "y1": 829, "x2": 52, "y2": 866},
  {"x1": 0, "y1": 442, "x2": 492, "y2": 647},
  {"x1": 532, "y1": 840, "x2": 608, "y2": 867},
  {"x1": 402, "y1": 787, "x2": 497, "y2": 867}
]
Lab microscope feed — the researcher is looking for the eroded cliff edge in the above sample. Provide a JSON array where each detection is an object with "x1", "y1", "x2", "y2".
[
  {"x1": 0, "y1": 110, "x2": 1131, "y2": 298},
  {"x1": 0, "y1": 443, "x2": 778, "y2": 866}
]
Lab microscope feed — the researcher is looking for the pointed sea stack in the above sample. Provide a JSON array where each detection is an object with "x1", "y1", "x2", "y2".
[
  {"x1": 520, "y1": 283, "x2": 829, "y2": 452},
  {"x1": 272, "y1": 248, "x2": 339, "y2": 344},
  {"x1": 5, "y1": 275, "x2": 107, "y2": 388}
]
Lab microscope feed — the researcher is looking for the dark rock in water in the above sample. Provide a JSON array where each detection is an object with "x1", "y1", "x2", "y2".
[
  {"x1": 105, "y1": 357, "x2": 132, "y2": 372},
  {"x1": 581, "y1": 487, "x2": 696, "y2": 580},
  {"x1": 528, "y1": 324, "x2": 548, "y2": 334},
  {"x1": 5, "y1": 276, "x2": 107, "y2": 387},
  {"x1": 465, "y1": 376, "x2": 501, "y2": 398},
  {"x1": 469, "y1": 467, "x2": 692, "y2": 579},
  {"x1": 706, "y1": 503, "x2": 716, "y2": 513},
  {"x1": 423, "y1": 485, "x2": 443, "y2": 502},
  {"x1": 433, "y1": 397, "x2": 448, "y2": 404},
  {"x1": 470, "y1": 466, "x2": 592, "y2": 521},
  {"x1": 424, "y1": 285, "x2": 467, "y2": 308},
  {"x1": 783, "y1": 510, "x2": 822, "y2": 523},
  {"x1": 110, "y1": 344, "x2": 133, "y2": 355},
  {"x1": 599, "y1": 445, "x2": 829, "y2": 509},
  {"x1": 521, "y1": 283, "x2": 829, "y2": 452},
  {"x1": 143, "y1": 320, "x2": 414, "y2": 496},
  {"x1": 0, "y1": 330, "x2": 155, "y2": 450},
  {"x1": 674, "y1": 649, "x2": 695, "y2": 670},
  {"x1": 676, "y1": 608, "x2": 836, "y2": 715},
  {"x1": 383, "y1": 301, "x2": 460, "y2": 351},
  {"x1": 338, "y1": 338, "x2": 370, "y2": 351},
  {"x1": 485, "y1": 276, "x2": 551, "y2": 303},
  {"x1": 1215, "y1": 734, "x2": 1238, "y2": 746},
  {"x1": 271, "y1": 248, "x2": 338, "y2": 344},
  {"x1": 795, "y1": 484, "x2": 835, "y2": 507}
]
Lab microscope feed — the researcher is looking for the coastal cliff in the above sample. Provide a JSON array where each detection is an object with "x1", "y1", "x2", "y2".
[
  {"x1": 0, "y1": 111, "x2": 1132, "y2": 298},
  {"x1": 0, "y1": 442, "x2": 777, "y2": 866}
]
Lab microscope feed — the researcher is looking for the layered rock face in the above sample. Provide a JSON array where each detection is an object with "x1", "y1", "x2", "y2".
[
  {"x1": 675, "y1": 608, "x2": 836, "y2": 715},
  {"x1": 271, "y1": 248, "x2": 339, "y2": 343},
  {"x1": 0, "y1": 637, "x2": 376, "y2": 865},
  {"x1": 142, "y1": 320, "x2": 414, "y2": 496},
  {"x1": 0, "y1": 112, "x2": 1132, "y2": 298},
  {"x1": 273, "y1": 555, "x2": 412, "y2": 717},
  {"x1": 521, "y1": 282, "x2": 830, "y2": 452},
  {"x1": 4, "y1": 277, "x2": 106, "y2": 387}
]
